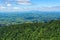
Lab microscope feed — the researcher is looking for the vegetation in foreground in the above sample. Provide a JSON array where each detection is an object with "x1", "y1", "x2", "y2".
[{"x1": 0, "y1": 20, "x2": 60, "y2": 40}]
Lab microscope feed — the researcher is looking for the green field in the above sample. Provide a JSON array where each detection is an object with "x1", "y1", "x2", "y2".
[{"x1": 0, "y1": 20, "x2": 60, "y2": 40}]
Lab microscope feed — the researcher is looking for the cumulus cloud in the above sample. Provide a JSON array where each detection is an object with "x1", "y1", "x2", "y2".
[
  {"x1": 7, "y1": 4, "x2": 12, "y2": 7},
  {"x1": 16, "y1": 0, "x2": 31, "y2": 5}
]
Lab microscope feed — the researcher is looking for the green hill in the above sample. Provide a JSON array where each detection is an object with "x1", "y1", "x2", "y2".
[{"x1": 0, "y1": 20, "x2": 60, "y2": 40}]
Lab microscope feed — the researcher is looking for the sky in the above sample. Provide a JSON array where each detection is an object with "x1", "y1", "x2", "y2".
[{"x1": 0, "y1": 0, "x2": 60, "y2": 12}]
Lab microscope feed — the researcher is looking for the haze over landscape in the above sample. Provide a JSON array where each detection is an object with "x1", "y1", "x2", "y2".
[{"x1": 0, "y1": 0, "x2": 60, "y2": 40}]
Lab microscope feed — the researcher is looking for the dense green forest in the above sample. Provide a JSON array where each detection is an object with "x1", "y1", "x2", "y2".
[{"x1": 0, "y1": 20, "x2": 60, "y2": 40}]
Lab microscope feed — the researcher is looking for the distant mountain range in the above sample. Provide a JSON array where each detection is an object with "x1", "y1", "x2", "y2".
[{"x1": 0, "y1": 11, "x2": 60, "y2": 26}]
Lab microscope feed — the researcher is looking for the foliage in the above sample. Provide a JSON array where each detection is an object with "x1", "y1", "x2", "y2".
[{"x1": 0, "y1": 20, "x2": 60, "y2": 40}]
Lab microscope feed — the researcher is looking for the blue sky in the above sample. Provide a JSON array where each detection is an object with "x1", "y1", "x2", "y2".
[
  {"x1": 0, "y1": 0, "x2": 60, "y2": 12},
  {"x1": 33, "y1": 0, "x2": 60, "y2": 6}
]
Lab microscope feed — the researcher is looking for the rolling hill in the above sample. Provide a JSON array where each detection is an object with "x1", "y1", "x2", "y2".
[{"x1": 0, "y1": 20, "x2": 60, "y2": 40}]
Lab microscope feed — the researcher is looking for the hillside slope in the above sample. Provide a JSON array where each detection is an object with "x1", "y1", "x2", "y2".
[{"x1": 0, "y1": 20, "x2": 60, "y2": 40}]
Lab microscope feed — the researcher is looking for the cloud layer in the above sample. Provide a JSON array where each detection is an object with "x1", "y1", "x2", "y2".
[
  {"x1": 0, "y1": 0, "x2": 60, "y2": 12},
  {"x1": 0, "y1": 6, "x2": 60, "y2": 12},
  {"x1": 4, "y1": 0, "x2": 31, "y2": 5},
  {"x1": 16, "y1": 0, "x2": 31, "y2": 5}
]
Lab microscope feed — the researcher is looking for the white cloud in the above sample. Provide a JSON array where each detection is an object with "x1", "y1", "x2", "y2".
[
  {"x1": 0, "y1": 6, "x2": 5, "y2": 10},
  {"x1": 7, "y1": 4, "x2": 12, "y2": 7},
  {"x1": 13, "y1": 7, "x2": 20, "y2": 9},
  {"x1": 16, "y1": 0, "x2": 31, "y2": 5}
]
